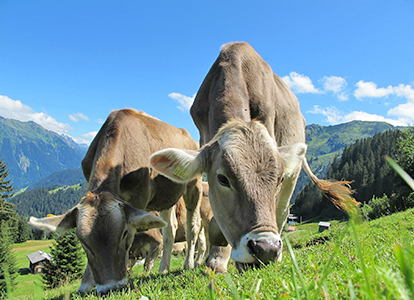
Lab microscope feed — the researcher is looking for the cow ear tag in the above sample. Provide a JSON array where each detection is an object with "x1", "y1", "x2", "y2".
[{"x1": 172, "y1": 165, "x2": 189, "y2": 180}]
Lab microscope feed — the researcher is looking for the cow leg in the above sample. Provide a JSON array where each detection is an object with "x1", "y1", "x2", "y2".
[
  {"x1": 204, "y1": 216, "x2": 231, "y2": 273},
  {"x1": 159, "y1": 207, "x2": 178, "y2": 274},
  {"x1": 183, "y1": 178, "x2": 202, "y2": 270},
  {"x1": 144, "y1": 240, "x2": 162, "y2": 273},
  {"x1": 195, "y1": 227, "x2": 207, "y2": 267},
  {"x1": 77, "y1": 263, "x2": 96, "y2": 293}
]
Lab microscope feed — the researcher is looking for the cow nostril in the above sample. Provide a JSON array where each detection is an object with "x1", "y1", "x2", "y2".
[
  {"x1": 247, "y1": 239, "x2": 261, "y2": 256},
  {"x1": 247, "y1": 239, "x2": 282, "y2": 264}
]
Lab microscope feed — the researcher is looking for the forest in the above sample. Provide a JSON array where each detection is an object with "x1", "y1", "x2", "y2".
[
  {"x1": 292, "y1": 127, "x2": 414, "y2": 221},
  {"x1": 10, "y1": 182, "x2": 88, "y2": 219}
]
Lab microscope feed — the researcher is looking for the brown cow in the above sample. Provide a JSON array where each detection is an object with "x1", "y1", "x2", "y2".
[
  {"x1": 150, "y1": 42, "x2": 356, "y2": 272},
  {"x1": 29, "y1": 109, "x2": 203, "y2": 294}
]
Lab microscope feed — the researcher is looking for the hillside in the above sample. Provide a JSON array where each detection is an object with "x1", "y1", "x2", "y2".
[
  {"x1": 0, "y1": 116, "x2": 87, "y2": 188},
  {"x1": 10, "y1": 182, "x2": 88, "y2": 218},
  {"x1": 292, "y1": 120, "x2": 399, "y2": 201},
  {"x1": 15, "y1": 208, "x2": 414, "y2": 299},
  {"x1": 26, "y1": 168, "x2": 85, "y2": 191},
  {"x1": 305, "y1": 120, "x2": 396, "y2": 157}
]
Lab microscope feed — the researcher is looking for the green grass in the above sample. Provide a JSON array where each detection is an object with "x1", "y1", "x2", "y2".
[
  {"x1": 10, "y1": 240, "x2": 54, "y2": 299},
  {"x1": 48, "y1": 183, "x2": 83, "y2": 195},
  {"x1": 8, "y1": 209, "x2": 414, "y2": 299}
]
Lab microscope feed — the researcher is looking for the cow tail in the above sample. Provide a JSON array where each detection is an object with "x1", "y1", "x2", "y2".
[{"x1": 301, "y1": 157, "x2": 359, "y2": 213}]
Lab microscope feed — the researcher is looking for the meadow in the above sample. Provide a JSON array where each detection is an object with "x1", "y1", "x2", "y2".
[{"x1": 8, "y1": 208, "x2": 414, "y2": 299}]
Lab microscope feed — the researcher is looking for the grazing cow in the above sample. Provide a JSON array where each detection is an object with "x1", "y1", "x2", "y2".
[
  {"x1": 29, "y1": 109, "x2": 203, "y2": 294},
  {"x1": 150, "y1": 42, "x2": 356, "y2": 272}
]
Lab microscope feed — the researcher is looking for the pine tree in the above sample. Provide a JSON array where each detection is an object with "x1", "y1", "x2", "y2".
[
  {"x1": 0, "y1": 157, "x2": 20, "y2": 243},
  {"x1": 396, "y1": 128, "x2": 414, "y2": 189},
  {"x1": 0, "y1": 222, "x2": 18, "y2": 297},
  {"x1": 16, "y1": 217, "x2": 32, "y2": 243},
  {"x1": 0, "y1": 158, "x2": 13, "y2": 201},
  {"x1": 42, "y1": 230, "x2": 85, "y2": 289}
]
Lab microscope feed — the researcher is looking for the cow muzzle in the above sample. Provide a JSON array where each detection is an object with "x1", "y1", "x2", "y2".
[{"x1": 231, "y1": 232, "x2": 282, "y2": 267}]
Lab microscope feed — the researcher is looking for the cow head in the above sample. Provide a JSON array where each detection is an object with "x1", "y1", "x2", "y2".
[
  {"x1": 150, "y1": 120, "x2": 306, "y2": 267},
  {"x1": 28, "y1": 191, "x2": 166, "y2": 294}
]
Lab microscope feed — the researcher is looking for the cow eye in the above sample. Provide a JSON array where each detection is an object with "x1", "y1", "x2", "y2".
[{"x1": 217, "y1": 174, "x2": 231, "y2": 188}]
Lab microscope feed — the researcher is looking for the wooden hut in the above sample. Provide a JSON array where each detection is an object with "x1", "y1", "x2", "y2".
[
  {"x1": 27, "y1": 250, "x2": 53, "y2": 274},
  {"x1": 318, "y1": 222, "x2": 331, "y2": 233}
]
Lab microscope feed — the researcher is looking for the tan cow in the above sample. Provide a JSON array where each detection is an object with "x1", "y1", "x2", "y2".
[
  {"x1": 150, "y1": 42, "x2": 356, "y2": 272},
  {"x1": 29, "y1": 108, "x2": 203, "y2": 294}
]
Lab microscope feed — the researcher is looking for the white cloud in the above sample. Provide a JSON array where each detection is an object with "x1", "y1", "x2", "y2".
[
  {"x1": 168, "y1": 92, "x2": 195, "y2": 112},
  {"x1": 308, "y1": 105, "x2": 408, "y2": 127},
  {"x1": 307, "y1": 106, "x2": 343, "y2": 124},
  {"x1": 337, "y1": 92, "x2": 349, "y2": 101},
  {"x1": 393, "y1": 84, "x2": 414, "y2": 101},
  {"x1": 323, "y1": 76, "x2": 347, "y2": 93},
  {"x1": 72, "y1": 131, "x2": 98, "y2": 145},
  {"x1": 354, "y1": 81, "x2": 394, "y2": 100},
  {"x1": 0, "y1": 95, "x2": 74, "y2": 135},
  {"x1": 81, "y1": 131, "x2": 97, "y2": 140},
  {"x1": 282, "y1": 72, "x2": 322, "y2": 94},
  {"x1": 322, "y1": 76, "x2": 349, "y2": 101},
  {"x1": 353, "y1": 81, "x2": 414, "y2": 125},
  {"x1": 69, "y1": 112, "x2": 90, "y2": 122},
  {"x1": 387, "y1": 102, "x2": 414, "y2": 125}
]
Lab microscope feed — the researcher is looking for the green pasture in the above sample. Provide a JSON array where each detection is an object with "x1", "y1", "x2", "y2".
[
  {"x1": 11, "y1": 240, "x2": 54, "y2": 299},
  {"x1": 8, "y1": 208, "x2": 414, "y2": 299}
]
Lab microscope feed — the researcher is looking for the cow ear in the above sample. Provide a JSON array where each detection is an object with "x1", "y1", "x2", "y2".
[
  {"x1": 150, "y1": 148, "x2": 202, "y2": 183},
  {"x1": 124, "y1": 205, "x2": 167, "y2": 232},
  {"x1": 278, "y1": 143, "x2": 307, "y2": 177},
  {"x1": 28, "y1": 207, "x2": 78, "y2": 233}
]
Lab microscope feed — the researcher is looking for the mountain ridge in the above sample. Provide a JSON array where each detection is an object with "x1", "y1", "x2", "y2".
[{"x1": 0, "y1": 116, "x2": 87, "y2": 188}]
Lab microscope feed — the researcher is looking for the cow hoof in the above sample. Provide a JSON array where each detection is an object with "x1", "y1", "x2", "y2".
[
  {"x1": 184, "y1": 263, "x2": 195, "y2": 270},
  {"x1": 76, "y1": 283, "x2": 95, "y2": 294},
  {"x1": 205, "y1": 260, "x2": 228, "y2": 274}
]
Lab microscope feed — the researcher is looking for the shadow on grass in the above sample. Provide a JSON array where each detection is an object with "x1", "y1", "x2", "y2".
[{"x1": 18, "y1": 268, "x2": 31, "y2": 275}]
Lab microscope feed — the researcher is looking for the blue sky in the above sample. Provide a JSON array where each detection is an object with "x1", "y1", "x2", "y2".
[{"x1": 1, "y1": 1, "x2": 413, "y2": 145}]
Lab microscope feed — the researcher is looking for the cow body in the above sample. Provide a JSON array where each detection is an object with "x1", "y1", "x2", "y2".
[
  {"x1": 150, "y1": 42, "x2": 355, "y2": 271},
  {"x1": 29, "y1": 109, "x2": 203, "y2": 293}
]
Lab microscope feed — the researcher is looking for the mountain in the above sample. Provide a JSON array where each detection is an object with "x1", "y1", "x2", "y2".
[
  {"x1": 292, "y1": 120, "x2": 399, "y2": 202},
  {"x1": 0, "y1": 116, "x2": 87, "y2": 189},
  {"x1": 10, "y1": 182, "x2": 89, "y2": 218},
  {"x1": 305, "y1": 120, "x2": 396, "y2": 157},
  {"x1": 26, "y1": 168, "x2": 85, "y2": 191}
]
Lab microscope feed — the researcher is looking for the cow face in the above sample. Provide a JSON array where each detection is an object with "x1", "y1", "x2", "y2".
[
  {"x1": 28, "y1": 191, "x2": 166, "y2": 294},
  {"x1": 150, "y1": 120, "x2": 306, "y2": 266}
]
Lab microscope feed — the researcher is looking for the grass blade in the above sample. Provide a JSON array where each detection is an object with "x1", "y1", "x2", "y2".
[
  {"x1": 284, "y1": 236, "x2": 311, "y2": 299},
  {"x1": 349, "y1": 220, "x2": 375, "y2": 299},
  {"x1": 385, "y1": 156, "x2": 414, "y2": 191},
  {"x1": 394, "y1": 243, "x2": 414, "y2": 299}
]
